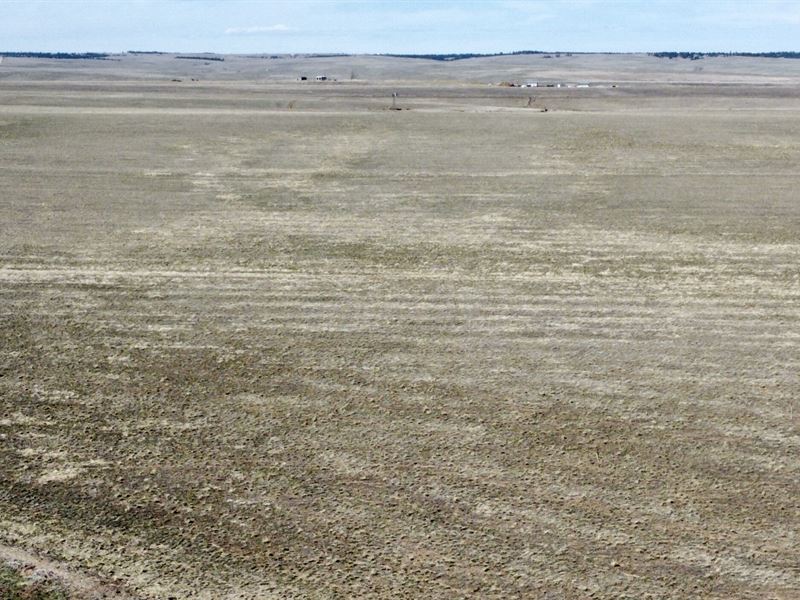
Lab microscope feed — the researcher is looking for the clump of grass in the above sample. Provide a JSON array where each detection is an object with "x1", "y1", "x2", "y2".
[{"x1": 0, "y1": 563, "x2": 71, "y2": 600}]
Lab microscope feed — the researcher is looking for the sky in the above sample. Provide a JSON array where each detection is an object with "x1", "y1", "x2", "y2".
[{"x1": 1, "y1": 0, "x2": 799, "y2": 54}]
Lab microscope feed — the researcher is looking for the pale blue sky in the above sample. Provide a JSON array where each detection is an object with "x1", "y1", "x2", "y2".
[{"x1": 2, "y1": 0, "x2": 799, "y2": 54}]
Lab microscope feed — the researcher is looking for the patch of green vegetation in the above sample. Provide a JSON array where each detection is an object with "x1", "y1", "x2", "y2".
[{"x1": 0, "y1": 564, "x2": 71, "y2": 600}]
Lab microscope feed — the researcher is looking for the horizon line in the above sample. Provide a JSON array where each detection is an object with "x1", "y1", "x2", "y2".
[{"x1": 3, "y1": 50, "x2": 800, "y2": 57}]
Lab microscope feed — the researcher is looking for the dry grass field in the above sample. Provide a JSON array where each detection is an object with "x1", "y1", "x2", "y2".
[{"x1": 1, "y1": 54, "x2": 799, "y2": 599}]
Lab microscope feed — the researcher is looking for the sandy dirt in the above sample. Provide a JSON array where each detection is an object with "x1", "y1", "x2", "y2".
[
  {"x1": 1, "y1": 54, "x2": 799, "y2": 599},
  {"x1": 0, "y1": 542, "x2": 132, "y2": 598}
]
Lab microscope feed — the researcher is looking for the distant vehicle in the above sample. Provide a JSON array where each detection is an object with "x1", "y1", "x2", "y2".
[{"x1": 315, "y1": 75, "x2": 328, "y2": 81}]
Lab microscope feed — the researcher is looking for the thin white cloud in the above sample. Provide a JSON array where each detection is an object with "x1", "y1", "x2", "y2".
[{"x1": 224, "y1": 25, "x2": 294, "y2": 35}]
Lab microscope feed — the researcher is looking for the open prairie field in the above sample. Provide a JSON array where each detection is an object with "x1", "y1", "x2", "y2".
[{"x1": 1, "y1": 54, "x2": 799, "y2": 599}]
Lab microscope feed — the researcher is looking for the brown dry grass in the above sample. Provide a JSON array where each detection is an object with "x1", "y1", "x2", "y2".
[{"x1": 1, "y1": 57, "x2": 799, "y2": 599}]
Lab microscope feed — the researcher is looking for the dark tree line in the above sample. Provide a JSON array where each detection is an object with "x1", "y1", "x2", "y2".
[
  {"x1": 652, "y1": 51, "x2": 800, "y2": 60},
  {"x1": 0, "y1": 52, "x2": 109, "y2": 59},
  {"x1": 385, "y1": 51, "x2": 800, "y2": 62},
  {"x1": 382, "y1": 51, "x2": 559, "y2": 61},
  {"x1": 176, "y1": 56, "x2": 225, "y2": 62}
]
